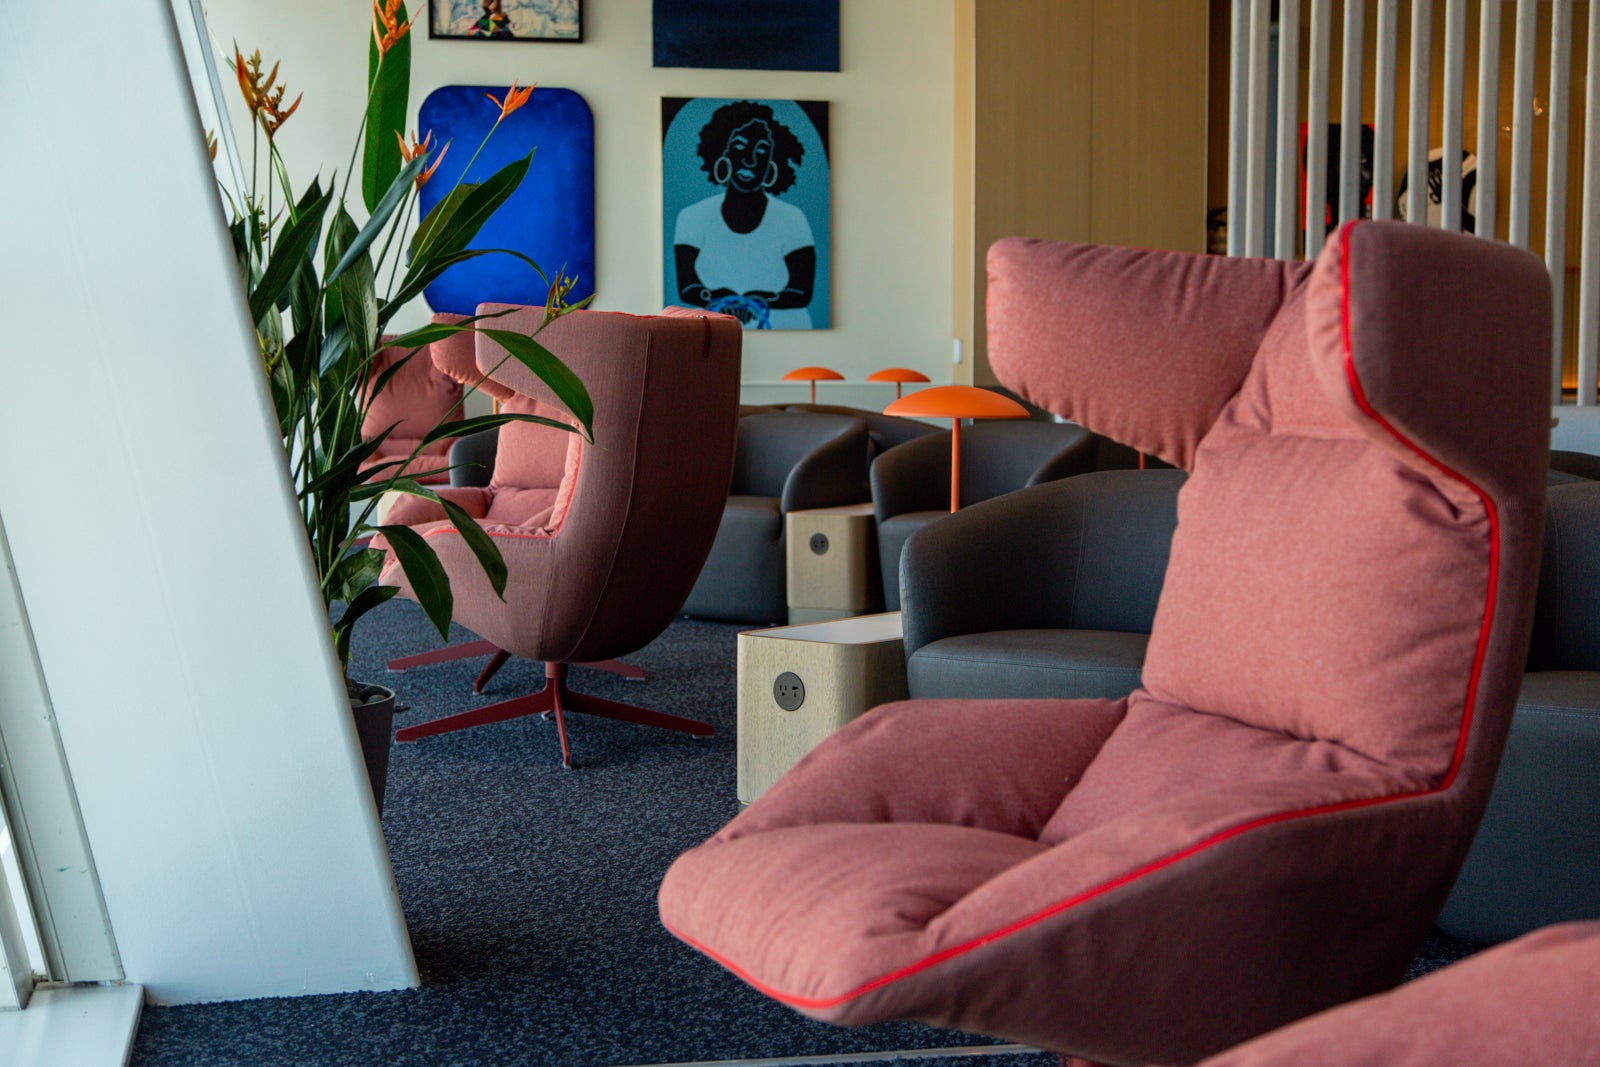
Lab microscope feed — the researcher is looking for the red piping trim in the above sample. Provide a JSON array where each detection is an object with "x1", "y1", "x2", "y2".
[{"x1": 670, "y1": 219, "x2": 1501, "y2": 1010}]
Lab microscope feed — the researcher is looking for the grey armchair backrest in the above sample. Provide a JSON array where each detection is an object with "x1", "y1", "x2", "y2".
[
  {"x1": 780, "y1": 403, "x2": 941, "y2": 451},
  {"x1": 1549, "y1": 449, "x2": 1600, "y2": 481},
  {"x1": 872, "y1": 420, "x2": 1097, "y2": 520},
  {"x1": 730, "y1": 411, "x2": 870, "y2": 513},
  {"x1": 901, "y1": 468, "x2": 1186, "y2": 658},
  {"x1": 1527, "y1": 480, "x2": 1600, "y2": 673}
]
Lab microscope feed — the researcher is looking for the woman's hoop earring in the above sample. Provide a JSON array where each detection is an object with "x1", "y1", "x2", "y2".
[
  {"x1": 762, "y1": 161, "x2": 779, "y2": 189},
  {"x1": 713, "y1": 157, "x2": 732, "y2": 185}
]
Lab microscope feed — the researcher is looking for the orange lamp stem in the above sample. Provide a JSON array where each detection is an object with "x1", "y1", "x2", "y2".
[
  {"x1": 810, "y1": 381, "x2": 817, "y2": 404},
  {"x1": 949, "y1": 418, "x2": 961, "y2": 512}
]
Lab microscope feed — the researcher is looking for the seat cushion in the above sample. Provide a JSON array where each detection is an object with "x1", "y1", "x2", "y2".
[
  {"x1": 1438, "y1": 669, "x2": 1600, "y2": 942},
  {"x1": 908, "y1": 629, "x2": 1148, "y2": 700}
]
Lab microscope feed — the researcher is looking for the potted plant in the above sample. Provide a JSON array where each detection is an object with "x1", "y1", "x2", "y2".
[{"x1": 222, "y1": 1, "x2": 592, "y2": 809}]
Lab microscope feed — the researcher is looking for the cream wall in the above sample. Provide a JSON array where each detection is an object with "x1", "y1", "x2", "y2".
[{"x1": 203, "y1": 0, "x2": 957, "y2": 408}]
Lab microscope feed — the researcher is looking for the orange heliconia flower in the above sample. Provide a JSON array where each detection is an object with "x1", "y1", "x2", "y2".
[
  {"x1": 234, "y1": 49, "x2": 301, "y2": 140},
  {"x1": 372, "y1": 0, "x2": 414, "y2": 56},
  {"x1": 395, "y1": 129, "x2": 449, "y2": 190},
  {"x1": 485, "y1": 81, "x2": 535, "y2": 121}
]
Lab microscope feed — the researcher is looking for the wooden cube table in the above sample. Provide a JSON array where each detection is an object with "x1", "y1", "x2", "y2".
[
  {"x1": 785, "y1": 502, "x2": 881, "y2": 624},
  {"x1": 737, "y1": 612, "x2": 908, "y2": 804}
]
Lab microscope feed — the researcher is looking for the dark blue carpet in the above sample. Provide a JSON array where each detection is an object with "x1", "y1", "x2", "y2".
[{"x1": 129, "y1": 599, "x2": 1480, "y2": 1066}]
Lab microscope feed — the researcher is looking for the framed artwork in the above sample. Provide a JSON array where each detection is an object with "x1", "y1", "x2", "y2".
[
  {"x1": 417, "y1": 86, "x2": 595, "y2": 315},
  {"x1": 662, "y1": 98, "x2": 831, "y2": 330},
  {"x1": 653, "y1": 0, "x2": 839, "y2": 71},
  {"x1": 428, "y1": 0, "x2": 582, "y2": 42}
]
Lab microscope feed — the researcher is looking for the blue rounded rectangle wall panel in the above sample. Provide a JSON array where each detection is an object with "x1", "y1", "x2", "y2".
[{"x1": 418, "y1": 85, "x2": 596, "y2": 315}]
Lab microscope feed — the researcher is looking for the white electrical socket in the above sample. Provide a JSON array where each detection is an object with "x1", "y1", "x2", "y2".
[{"x1": 952, "y1": 338, "x2": 963, "y2": 364}]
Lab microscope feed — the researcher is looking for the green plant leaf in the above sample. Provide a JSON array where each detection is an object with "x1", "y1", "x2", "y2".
[
  {"x1": 378, "y1": 524, "x2": 453, "y2": 639},
  {"x1": 437, "y1": 496, "x2": 507, "y2": 597},
  {"x1": 420, "y1": 412, "x2": 578, "y2": 449},
  {"x1": 328, "y1": 545, "x2": 387, "y2": 605},
  {"x1": 329, "y1": 208, "x2": 379, "y2": 372},
  {"x1": 333, "y1": 583, "x2": 400, "y2": 664},
  {"x1": 250, "y1": 182, "x2": 331, "y2": 325},
  {"x1": 333, "y1": 154, "x2": 425, "y2": 285},
  {"x1": 479, "y1": 328, "x2": 594, "y2": 437},
  {"x1": 380, "y1": 248, "x2": 545, "y2": 326},
  {"x1": 304, "y1": 434, "x2": 388, "y2": 498},
  {"x1": 365, "y1": 345, "x2": 419, "y2": 402},
  {"x1": 362, "y1": 4, "x2": 411, "y2": 215},
  {"x1": 409, "y1": 152, "x2": 532, "y2": 264}
]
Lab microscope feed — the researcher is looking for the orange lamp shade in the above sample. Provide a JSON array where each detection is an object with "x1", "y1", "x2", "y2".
[
  {"x1": 866, "y1": 367, "x2": 931, "y2": 384},
  {"x1": 884, "y1": 386, "x2": 1029, "y2": 513},
  {"x1": 782, "y1": 366, "x2": 845, "y2": 383},
  {"x1": 883, "y1": 385, "x2": 1029, "y2": 420},
  {"x1": 868, "y1": 367, "x2": 932, "y2": 400},
  {"x1": 782, "y1": 366, "x2": 844, "y2": 403}
]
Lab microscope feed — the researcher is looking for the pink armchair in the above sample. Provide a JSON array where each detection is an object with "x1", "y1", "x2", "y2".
[
  {"x1": 1196, "y1": 922, "x2": 1600, "y2": 1066},
  {"x1": 657, "y1": 222, "x2": 1552, "y2": 1064},
  {"x1": 382, "y1": 306, "x2": 741, "y2": 767}
]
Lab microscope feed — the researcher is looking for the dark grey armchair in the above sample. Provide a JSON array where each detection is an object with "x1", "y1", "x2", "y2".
[
  {"x1": 1439, "y1": 479, "x2": 1600, "y2": 943},
  {"x1": 871, "y1": 420, "x2": 1098, "y2": 611},
  {"x1": 780, "y1": 402, "x2": 940, "y2": 456},
  {"x1": 682, "y1": 411, "x2": 871, "y2": 623},
  {"x1": 899, "y1": 468, "x2": 1185, "y2": 699}
]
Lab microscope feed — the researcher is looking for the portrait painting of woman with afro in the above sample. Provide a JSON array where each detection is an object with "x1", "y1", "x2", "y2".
[{"x1": 662, "y1": 98, "x2": 830, "y2": 330}]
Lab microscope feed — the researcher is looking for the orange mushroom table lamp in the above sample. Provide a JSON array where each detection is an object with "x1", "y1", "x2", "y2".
[
  {"x1": 866, "y1": 367, "x2": 932, "y2": 400},
  {"x1": 884, "y1": 385, "x2": 1029, "y2": 512},
  {"x1": 782, "y1": 365, "x2": 844, "y2": 404}
]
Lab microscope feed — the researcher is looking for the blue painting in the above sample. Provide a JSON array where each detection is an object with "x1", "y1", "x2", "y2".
[
  {"x1": 662, "y1": 98, "x2": 830, "y2": 330},
  {"x1": 653, "y1": 0, "x2": 839, "y2": 72},
  {"x1": 417, "y1": 85, "x2": 594, "y2": 316}
]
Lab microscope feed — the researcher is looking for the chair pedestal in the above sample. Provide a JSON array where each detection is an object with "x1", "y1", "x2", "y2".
[
  {"x1": 387, "y1": 640, "x2": 645, "y2": 692},
  {"x1": 393, "y1": 662, "x2": 711, "y2": 768}
]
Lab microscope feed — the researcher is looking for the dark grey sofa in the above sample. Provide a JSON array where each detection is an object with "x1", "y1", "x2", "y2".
[
  {"x1": 871, "y1": 420, "x2": 1099, "y2": 611},
  {"x1": 682, "y1": 411, "x2": 871, "y2": 624},
  {"x1": 1439, "y1": 479, "x2": 1600, "y2": 943},
  {"x1": 899, "y1": 468, "x2": 1186, "y2": 699}
]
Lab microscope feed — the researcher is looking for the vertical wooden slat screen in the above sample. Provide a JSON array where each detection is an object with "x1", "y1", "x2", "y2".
[
  {"x1": 1581, "y1": 3, "x2": 1600, "y2": 404},
  {"x1": 1440, "y1": 0, "x2": 1469, "y2": 230},
  {"x1": 1306, "y1": 0, "x2": 1335, "y2": 256},
  {"x1": 1509, "y1": 0, "x2": 1539, "y2": 248},
  {"x1": 1408, "y1": 0, "x2": 1435, "y2": 224},
  {"x1": 1340, "y1": 0, "x2": 1368, "y2": 223},
  {"x1": 1546, "y1": 0, "x2": 1576, "y2": 401},
  {"x1": 1374, "y1": 0, "x2": 1402, "y2": 220},
  {"x1": 1276, "y1": 0, "x2": 1304, "y2": 258},
  {"x1": 1226, "y1": 1, "x2": 1595, "y2": 403},
  {"x1": 1476, "y1": 0, "x2": 1503, "y2": 238}
]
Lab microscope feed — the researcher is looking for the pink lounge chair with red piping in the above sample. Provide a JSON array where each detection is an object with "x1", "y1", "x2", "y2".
[
  {"x1": 657, "y1": 221, "x2": 1553, "y2": 1065},
  {"x1": 361, "y1": 332, "x2": 465, "y2": 484},
  {"x1": 381, "y1": 305, "x2": 741, "y2": 767},
  {"x1": 1195, "y1": 921, "x2": 1600, "y2": 1066}
]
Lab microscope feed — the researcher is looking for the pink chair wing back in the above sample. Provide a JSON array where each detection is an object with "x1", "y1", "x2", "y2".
[
  {"x1": 427, "y1": 311, "x2": 517, "y2": 403},
  {"x1": 450, "y1": 305, "x2": 742, "y2": 665},
  {"x1": 360, "y1": 334, "x2": 464, "y2": 481}
]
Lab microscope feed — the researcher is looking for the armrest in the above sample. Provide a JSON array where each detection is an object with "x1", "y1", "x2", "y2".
[
  {"x1": 869, "y1": 431, "x2": 952, "y2": 522},
  {"x1": 780, "y1": 421, "x2": 871, "y2": 513}
]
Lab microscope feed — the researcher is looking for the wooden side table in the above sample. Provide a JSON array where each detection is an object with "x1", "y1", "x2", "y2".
[
  {"x1": 736, "y1": 612, "x2": 908, "y2": 804},
  {"x1": 785, "y1": 503, "x2": 881, "y2": 624}
]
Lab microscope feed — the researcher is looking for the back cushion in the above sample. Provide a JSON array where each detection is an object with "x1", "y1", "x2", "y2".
[
  {"x1": 361, "y1": 341, "x2": 462, "y2": 442},
  {"x1": 485, "y1": 393, "x2": 582, "y2": 526},
  {"x1": 1136, "y1": 281, "x2": 1490, "y2": 782},
  {"x1": 1527, "y1": 481, "x2": 1600, "y2": 673}
]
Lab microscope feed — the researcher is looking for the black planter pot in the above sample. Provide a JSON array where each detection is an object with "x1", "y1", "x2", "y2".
[{"x1": 349, "y1": 681, "x2": 397, "y2": 816}]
